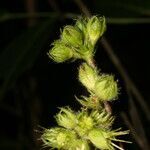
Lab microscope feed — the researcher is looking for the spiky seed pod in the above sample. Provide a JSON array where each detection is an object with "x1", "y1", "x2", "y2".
[
  {"x1": 94, "y1": 74, "x2": 119, "y2": 101},
  {"x1": 41, "y1": 127, "x2": 77, "y2": 149},
  {"x1": 91, "y1": 109, "x2": 114, "y2": 129},
  {"x1": 88, "y1": 128, "x2": 130, "y2": 150},
  {"x1": 78, "y1": 63, "x2": 99, "y2": 91},
  {"x1": 55, "y1": 107, "x2": 77, "y2": 129},
  {"x1": 48, "y1": 40, "x2": 74, "y2": 63},
  {"x1": 61, "y1": 25, "x2": 83, "y2": 47},
  {"x1": 86, "y1": 16, "x2": 106, "y2": 46},
  {"x1": 75, "y1": 111, "x2": 94, "y2": 137}
]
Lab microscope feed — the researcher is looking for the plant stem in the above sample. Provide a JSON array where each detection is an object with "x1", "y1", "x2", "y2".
[{"x1": 86, "y1": 57, "x2": 112, "y2": 114}]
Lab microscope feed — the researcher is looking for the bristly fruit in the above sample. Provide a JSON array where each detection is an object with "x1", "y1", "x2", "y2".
[
  {"x1": 41, "y1": 128, "x2": 77, "y2": 149},
  {"x1": 86, "y1": 16, "x2": 106, "y2": 46},
  {"x1": 78, "y1": 63, "x2": 99, "y2": 91},
  {"x1": 61, "y1": 25, "x2": 83, "y2": 47},
  {"x1": 94, "y1": 74, "x2": 119, "y2": 101},
  {"x1": 55, "y1": 107, "x2": 77, "y2": 129},
  {"x1": 48, "y1": 40, "x2": 74, "y2": 63},
  {"x1": 75, "y1": 111, "x2": 94, "y2": 137}
]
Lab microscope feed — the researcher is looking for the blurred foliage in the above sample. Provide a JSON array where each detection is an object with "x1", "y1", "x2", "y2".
[{"x1": 0, "y1": 19, "x2": 57, "y2": 99}]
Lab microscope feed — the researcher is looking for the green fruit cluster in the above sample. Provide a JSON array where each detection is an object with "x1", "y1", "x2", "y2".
[{"x1": 49, "y1": 16, "x2": 106, "y2": 63}]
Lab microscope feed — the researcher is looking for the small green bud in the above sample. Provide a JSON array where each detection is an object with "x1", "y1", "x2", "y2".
[
  {"x1": 87, "y1": 16, "x2": 106, "y2": 46},
  {"x1": 49, "y1": 41, "x2": 73, "y2": 63},
  {"x1": 78, "y1": 63, "x2": 99, "y2": 91},
  {"x1": 56, "y1": 107, "x2": 77, "y2": 129},
  {"x1": 41, "y1": 127, "x2": 77, "y2": 149},
  {"x1": 61, "y1": 25, "x2": 83, "y2": 46},
  {"x1": 94, "y1": 74, "x2": 118, "y2": 101}
]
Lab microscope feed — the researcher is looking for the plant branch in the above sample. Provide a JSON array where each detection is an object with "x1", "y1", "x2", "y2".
[
  {"x1": 87, "y1": 58, "x2": 112, "y2": 114},
  {"x1": 121, "y1": 112, "x2": 144, "y2": 149},
  {"x1": 74, "y1": 0, "x2": 150, "y2": 122},
  {"x1": 126, "y1": 87, "x2": 150, "y2": 150}
]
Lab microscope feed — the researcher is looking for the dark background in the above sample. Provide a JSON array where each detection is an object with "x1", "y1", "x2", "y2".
[{"x1": 0, "y1": 0, "x2": 150, "y2": 149}]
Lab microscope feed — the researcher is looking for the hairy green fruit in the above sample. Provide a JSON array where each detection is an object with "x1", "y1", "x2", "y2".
[
  {"x1": 79, "y1": 63, "x2": 99, "y2": 91},
  {"x1": 75, "y1": 112, "x2": 94, "y2": 137},
  {"x1": 41, "y1": 128, "x2": 77, "y2": 149},
  {"x1": 87, "y1": 16, "x2": 106, "y2": 46},
  {"x1": 49, "y1": 41, "x2": 73, "y2": 62},
  {"x1": 61, "y1": 25, "x2": 83, "y2": 46},
  {"x1": 56, "y1": 107, "x2": 77, "y2": 129},
  {"x1": 95, "y1": 75, "x2": 118, "y2": 101}
]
